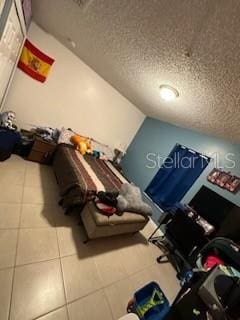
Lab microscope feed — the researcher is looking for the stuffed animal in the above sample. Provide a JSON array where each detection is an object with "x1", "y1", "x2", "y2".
[
  {"x1": 70, "y1": 134, "x2": 92, "y2": 155},
  {"x1": 0, "y1": 111, "x2": 17, "y2": 130},
  {"x1": 92, "y1": 150, "x2": 107, "y2": 159}
]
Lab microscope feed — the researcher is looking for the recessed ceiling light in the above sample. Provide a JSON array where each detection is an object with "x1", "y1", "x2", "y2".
[{"x1": 159, "y1": 85, "x2": 179, "y2": 101}]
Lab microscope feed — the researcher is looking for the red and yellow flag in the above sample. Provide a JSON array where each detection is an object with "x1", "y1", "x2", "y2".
[{"x1": 18, "y1": 39, "x2": 54, "y2": 83}]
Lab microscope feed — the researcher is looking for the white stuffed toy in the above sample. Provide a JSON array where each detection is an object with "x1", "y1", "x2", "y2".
[{"x1": 0, "y1": 111, "x2": 17, "y2": 130}]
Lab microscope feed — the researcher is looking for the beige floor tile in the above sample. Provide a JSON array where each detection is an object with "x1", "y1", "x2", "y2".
[
  {"x1": 130, "y1": 264, "x2": 164, "y2": 291},
  {"x1": 104, "y1": 278, "x2": 134, "y2": 320},
  {"x1": 130, "y1": 268, "x2": 155, "y2": 292},
  {"x1": 3, "y1": 155, "x2": 25, "y2": 163},
  {"x1": 138, "y1": 240, "x2": 160, "y2": 262},
  {"x1": 140, "y1": 219, "x2": 163, "y2": 239},
  {"x1": 57, "y1": 226, "x2": 89, "y2": 257},
  {"x1": 0, "y1": 169, "x2": 25, "y2": 186},
  {"x1": 147, "y1": 240, "x2": 165, "y2": 260},
  {"x1": 36, "y1": 307, "x2": 68, "y2": 320},
  {"x1": 0, "y1": 156, "x2": 26, "y2": 171},
  {"x1": 94, "y1": 249, "x2": 127, "y2": 286},
  {"x1": 68, "y1": 290, "x2": 113, "y2": 320},
  {"x1": 10, "y1": 259, "x2": 65, "y2": 320},
  {"x1": 119, "y1": 242, "x2": 155, "y2": 276},
  {"x1": 25, "y1": 160, "x2": 41, "y2": 169},
  {"x1": 24, "y1": 170, "x2": 44, "y2": 188},
  {"x1": 25, "y1": 162, "x2": 41, "y2": 176},
  {"x1": 0, "y1": 184, "x2": 23, "y2": 203},
  {"x1": 0, "y1": 204, "x2": 21, "y2": 228},
  {"x1": 25, "y1": 164, "x2": 57, "y2": 188},
  {"x1": 16, "y1": 228, "x2": 59, "y2": 265},
  {"x1": 61, "y1": 254, "x2": 102, "y2": 302},
  {"x1": 22, "y1": 185, "x2": 59, "y2": 205},
  {"x1": 0, "y1": 268, "x2": 14, "y2": 320},
  {"x1": 0, "y1": 229, "x2": 18, "y2": 269},
  {"x1": 20, "y1": 204, "x2": 57, "y2": 228},
  {"x1": 90, "y1": 234, "x2": 133, "y2": 254},
  {"x1": 54, "y1": 209, "x2": 81, "y2": 227}
]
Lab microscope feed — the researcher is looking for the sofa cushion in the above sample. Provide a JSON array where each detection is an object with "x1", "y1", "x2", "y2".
[{"x1": 87, "y1": 201, "x2": 147, "y2": 226}]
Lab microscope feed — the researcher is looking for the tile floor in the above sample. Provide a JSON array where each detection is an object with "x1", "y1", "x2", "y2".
[{"x1": 0, "y1": 155, "x2": 180, "y2": 320}]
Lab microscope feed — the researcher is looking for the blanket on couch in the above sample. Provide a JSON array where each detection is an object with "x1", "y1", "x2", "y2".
[{"x1": 53, "y1": 144, "x2": 127, "y2": 208}]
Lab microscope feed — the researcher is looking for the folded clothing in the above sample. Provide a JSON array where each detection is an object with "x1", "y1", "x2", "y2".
[{"x1": 33, "y1": 126, "x2": 60, "y2": 142}]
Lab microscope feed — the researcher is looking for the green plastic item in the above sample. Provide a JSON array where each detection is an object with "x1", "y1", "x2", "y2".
[
  {"x1": 136, "y1": 289, "x2": 165, "y2": 317},
  {"x1": 193, "y1": 308, "x2": 201, "y2": 316}
]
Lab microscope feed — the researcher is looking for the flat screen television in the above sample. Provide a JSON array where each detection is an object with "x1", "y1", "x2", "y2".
[{"x1": 189, "y1": 186, "x2": 237, "y2": 230}]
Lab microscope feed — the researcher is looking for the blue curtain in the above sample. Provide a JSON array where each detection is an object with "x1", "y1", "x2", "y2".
[{"x1": 145, "y1": 144, "x2": 210, "y2": 210}]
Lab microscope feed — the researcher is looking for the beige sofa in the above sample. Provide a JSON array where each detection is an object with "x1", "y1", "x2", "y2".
[{"x1": 81, "y1": 201, "x2": 149, "y2": 241}]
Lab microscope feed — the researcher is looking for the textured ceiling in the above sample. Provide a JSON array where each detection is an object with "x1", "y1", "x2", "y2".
[{"x1": 32, "y1": 0, "x2": 240, "y2": 143}]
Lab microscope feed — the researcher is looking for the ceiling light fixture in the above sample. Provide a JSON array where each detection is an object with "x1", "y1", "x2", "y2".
[{"x1": 159, "y1": 85, "x2": 179, "y2": 101}]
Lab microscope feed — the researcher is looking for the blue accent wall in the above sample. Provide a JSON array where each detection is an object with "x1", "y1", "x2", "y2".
[{"x1": 122, "y1": 117, "x2": 240, "y2": 222}]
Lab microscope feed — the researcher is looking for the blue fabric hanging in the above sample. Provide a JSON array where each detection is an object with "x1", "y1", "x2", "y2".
[{"x1": 145, "y1": 144, "x2": 210, "y2": 210}]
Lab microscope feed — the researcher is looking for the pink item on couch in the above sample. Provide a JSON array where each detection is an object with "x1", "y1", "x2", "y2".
[{"x1": 94, "y1": 199, "x2": 117, "y2": 216}]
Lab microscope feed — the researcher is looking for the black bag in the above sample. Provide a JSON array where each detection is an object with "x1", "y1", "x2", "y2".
[
  {"x1": 0, "y1": 127, "x2": 21, "y2": 161},
  {"x1": 97, "y1": 191, "x2": 118, "y2": 207}
]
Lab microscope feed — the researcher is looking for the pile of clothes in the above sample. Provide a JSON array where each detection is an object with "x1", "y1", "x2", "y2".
[
  {"x1": 31, "y1": 126, "x2": 60, "y2": 143},
  {"x1": 94, "y1": 183, "x2": 153, "y2": 218}
]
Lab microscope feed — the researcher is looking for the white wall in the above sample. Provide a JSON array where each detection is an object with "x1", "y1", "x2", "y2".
[{"x1": 4, "y1": 22, "x2": 145, "y2": 150}]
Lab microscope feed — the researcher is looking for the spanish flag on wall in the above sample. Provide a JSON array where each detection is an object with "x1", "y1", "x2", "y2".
[{"x1": 18, "y1": 39, "x2": 55, "y2": 83}]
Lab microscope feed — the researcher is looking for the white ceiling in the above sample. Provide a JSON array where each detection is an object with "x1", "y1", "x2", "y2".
[{"x1": 32, "y1": 0, "x2": 240, "y2": 143}]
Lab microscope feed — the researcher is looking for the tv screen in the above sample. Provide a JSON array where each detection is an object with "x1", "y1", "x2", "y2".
[{"x1": 189, "y1": 186, "x2": 236, "y2": 230}]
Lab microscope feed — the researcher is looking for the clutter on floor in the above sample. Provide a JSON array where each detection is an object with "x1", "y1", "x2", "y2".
[
  {"x1": 127, "y1": 281, "x2": 170, "y2": 320},
  {"x1": 146, "y1": 223, "x2": 240, "y2": 319},
  {"x1": 128, "y1": 259, "x2": 240, "y2": 319}
]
